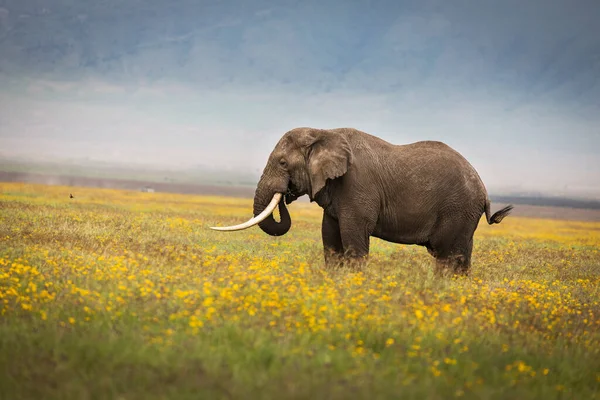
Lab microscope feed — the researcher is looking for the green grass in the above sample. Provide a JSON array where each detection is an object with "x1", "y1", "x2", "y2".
[{"x1": 1, "y1": 182, "x2": 599, "y2": 399}]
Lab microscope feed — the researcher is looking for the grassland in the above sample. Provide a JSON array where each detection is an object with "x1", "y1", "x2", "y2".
[{"x1": 1, "y1": 182, "x2": 599, "y2": 399}]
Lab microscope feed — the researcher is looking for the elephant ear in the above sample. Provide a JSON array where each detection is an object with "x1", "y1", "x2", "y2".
[{"x1": 307, "y1": 130, "x2": 353, "y2": 198}]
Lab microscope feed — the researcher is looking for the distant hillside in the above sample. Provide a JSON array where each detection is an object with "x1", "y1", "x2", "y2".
[
  {"x1": 0, "y1": 157, "x2": 260, "y2": 187},
  {"x1": 2, "y1": 157, "x2": 600, "y2": 211},
  {"x1": 490, "y1": 195, "x2": 600, "y2": 211}
]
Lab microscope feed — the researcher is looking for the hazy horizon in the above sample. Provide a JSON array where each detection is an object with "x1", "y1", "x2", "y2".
[{"x1": 1, "y1": 0, "x2": 599, "y2": 198}]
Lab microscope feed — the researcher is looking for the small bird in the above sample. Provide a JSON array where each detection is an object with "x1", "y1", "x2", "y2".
[{"x1": 69, "y1": 193, "x2": 74, "y2": 199}]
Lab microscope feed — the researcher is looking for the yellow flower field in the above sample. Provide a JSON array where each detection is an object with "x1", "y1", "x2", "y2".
[{"x1": 1, "y1": 182, "x2": 599, "y2": 399}]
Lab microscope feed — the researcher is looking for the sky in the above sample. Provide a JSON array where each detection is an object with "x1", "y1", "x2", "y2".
[{"x1": 0, "y1": 0, "x2": 599, "y2": 197}]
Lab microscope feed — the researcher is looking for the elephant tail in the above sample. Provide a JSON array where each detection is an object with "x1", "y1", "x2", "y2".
[{"x1": 484, "y1": 200, "x2": 514, "y2": 225}]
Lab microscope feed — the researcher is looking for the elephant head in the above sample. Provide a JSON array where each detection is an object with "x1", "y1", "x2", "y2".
[{"x1": 210, "y1": 127, "x2": 353, "y2": 235}]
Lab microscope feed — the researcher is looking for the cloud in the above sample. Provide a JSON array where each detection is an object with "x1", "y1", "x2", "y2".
[{"x1": 0, "y1": 0, "x2": 599, "y2": 197}]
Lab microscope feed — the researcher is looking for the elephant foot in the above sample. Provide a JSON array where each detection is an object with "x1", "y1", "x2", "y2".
[
  {"x1": 434, "y1": 255, "x2": 470, "y2": 277},
  {"x1": 323, "y1": 250, "x2": 367, "y2": 271}
]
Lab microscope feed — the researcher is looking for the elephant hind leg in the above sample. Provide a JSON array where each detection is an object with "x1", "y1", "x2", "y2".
[
  {"x1": 433, "y1": 238, "x2": 473, "y2": 276},
  {"x1": 429, "y1": 222, "x2": 476, "y2": 276}
]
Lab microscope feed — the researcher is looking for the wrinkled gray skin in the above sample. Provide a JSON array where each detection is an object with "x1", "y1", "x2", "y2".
[{"x1": 253, "y1": 127, "x2": 513, "y2": 275}]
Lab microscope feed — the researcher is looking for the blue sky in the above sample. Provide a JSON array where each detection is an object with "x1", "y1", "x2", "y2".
[{"x1": 0, "y1": 0, "x2": 599, "y2": 197}]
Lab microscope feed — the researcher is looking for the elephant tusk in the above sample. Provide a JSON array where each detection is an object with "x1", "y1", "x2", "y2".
[{"x1": 209, "y1": 193, "x2": 283, "y2": 231}]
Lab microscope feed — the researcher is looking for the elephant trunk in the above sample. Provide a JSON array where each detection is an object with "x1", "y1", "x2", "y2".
[
  {"x1": 208, "y1": 160, "x2": 292, "y2": 235},
  {"x1": 252, "y1": 184, "x2": 291, "y2": 236},
  {"x1": 254, "y1": 170, "x2": 292, "y2": 236}
]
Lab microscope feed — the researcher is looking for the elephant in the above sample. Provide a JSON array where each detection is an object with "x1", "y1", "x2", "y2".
[{"x1": 211, "y1": 127, "x2": 513, "y2": 275}]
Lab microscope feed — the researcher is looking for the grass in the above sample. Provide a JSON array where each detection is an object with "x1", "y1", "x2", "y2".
[{"x1": 1, "y1": 182, "x2": 599, "y2": 399}]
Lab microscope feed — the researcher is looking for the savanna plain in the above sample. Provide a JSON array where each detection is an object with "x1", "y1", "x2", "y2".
[{"x1": 1, "y1": 182, "x2": 599, "y2": 400}]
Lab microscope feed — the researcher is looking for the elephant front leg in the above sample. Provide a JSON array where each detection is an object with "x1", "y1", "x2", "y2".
[
  {"x1": 321, "y1": 212, "x2": 344, "y2": 266},
  {"x1": 338, "y1": 214, "x2": 372, "y2": 268}
]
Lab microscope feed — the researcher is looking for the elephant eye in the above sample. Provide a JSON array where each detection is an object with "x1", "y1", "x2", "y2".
[{"x1": 279, "y1": 159, "x2": 288, "y2": 168}]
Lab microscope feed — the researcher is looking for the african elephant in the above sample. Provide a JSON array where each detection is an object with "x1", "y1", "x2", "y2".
[{"x1": 211, "y1": 127, "x2": 513, "y2": 274}]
